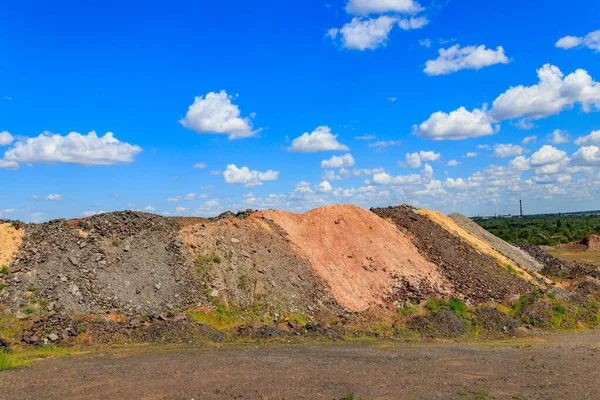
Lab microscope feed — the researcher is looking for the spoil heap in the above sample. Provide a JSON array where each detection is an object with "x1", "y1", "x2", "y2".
[{"x1": 371, "y1": 205, "x2": 534, "y2": 303}]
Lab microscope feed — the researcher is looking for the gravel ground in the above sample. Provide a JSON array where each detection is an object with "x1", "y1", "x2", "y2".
[
  {"x1": 1, "y1": 329, "x2": 599, "y2": 399},
  {"x1": 2, "y1": 211, "x2": 206, "y2": 315},
  {"x1": 449, "y1": 213, "x2": 544, "y2": 273},
  {"x1": 371, "y1": 205, "x2": 534, "y2": 304}
]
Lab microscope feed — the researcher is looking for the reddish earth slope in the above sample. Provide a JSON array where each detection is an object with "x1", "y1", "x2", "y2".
[{"x1": 253, "y1": 204, "x2": 452, "y2": 311}]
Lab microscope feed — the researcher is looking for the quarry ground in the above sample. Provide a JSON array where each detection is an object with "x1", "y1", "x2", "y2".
[{"x1": 1, "y1": 329, "x2": 599, "y2": 400}]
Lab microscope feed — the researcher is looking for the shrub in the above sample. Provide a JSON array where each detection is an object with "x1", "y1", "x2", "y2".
[
  {"x1": 0, "y1": 266, "x2": 8, "y2": 275},
  {"x1": 448, "y1": 298, "x2": 468, "y2": 318},
  {"x1": 425, "y1": 298, "x2": 448, "y2": 313},
  {"x1": 212, "y1": 255, "x2": 221, "y2": 264},
  {"x1": 547, "y1": 292, "x2": 557, "y2": 300},
  {"x1": 26, "y1": 284, "x2": 36, "y2": 293}
]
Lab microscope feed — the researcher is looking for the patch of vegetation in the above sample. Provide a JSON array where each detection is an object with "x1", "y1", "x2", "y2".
[
  {"x1": 425, "y1": 298, "x2": 448, "y2": 313},
  {"x1": 546, "y1": 292, "x2": 557, "y2": 300},
  {"x1": 0, "y1": 265, "x2": 8, "y2": 275},
  {"x1": 238, "y1": 274, "x2": 250, "y2": 291},
  {"x1": 458, "y1": 389, "x2": 492, "y2": 400},
  {"x1": 0, "y1": 283, "x2": 5, "y2": 291},
  {"x1": 475, "y1": 212, "x2": 600, "y2": 246},
  {"x1": 110, "y1": 239, "x2": 120, "y2": 247},
  {"x1": 0, "y1": 346, "x2": 80, "y2": 371},
  {"x1": 22, "y1": 306, "x2": 35, "y2": 315},
  {"x1": 27, "y1": 284, "x2": 36, "y2": 293},
  {"x1": 212, "y1": 255, "x2": 221, "y2": 264},
  {"x1": 448, "y1": 298, "x2": 468, "y2": 318}
]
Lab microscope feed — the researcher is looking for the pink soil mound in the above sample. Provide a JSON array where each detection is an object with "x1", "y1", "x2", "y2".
[{"x1": 252, "y1": 204, "x2": 451, "y2": 311}]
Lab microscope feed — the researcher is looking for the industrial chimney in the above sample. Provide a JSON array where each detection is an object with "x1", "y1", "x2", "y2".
[{"x1": 520, "y1": 199, "x2": 523, "y2": 217}]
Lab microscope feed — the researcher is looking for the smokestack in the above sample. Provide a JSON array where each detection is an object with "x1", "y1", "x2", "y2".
[{"x1": 520, "y1": 199, "x2": 523, "y2": 217}]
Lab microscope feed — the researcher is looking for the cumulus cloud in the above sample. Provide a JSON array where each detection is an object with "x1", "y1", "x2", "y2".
[
  {"x1": 289, "y1": 126, "x2": 349, "y2": 152},
  {"x1": 490, "y1": 64, "x2": 600, "y2": 121},
  {"x1": 424, "y1": 45, "x2": 509, "y2": 76},
  {"x1": 574, "y1": 130, "x2": 600, "y2": 146},
  {"x1": 1, "y1": 131, "x2": 141, "y2": 168},
  {"x1": 413, "y1": 106, "x2": 497, "y2": 140},
  {"x1": 398, "y1": 16, "x2": 428, "y2": 30},
  {"x1": 530, "y1": 145, "x2": 567, "y2": 166},
  {"x1": 509, "y1": 155, "x2": 531, "y2": 171},
  {"x1": 0, "y1": 131, "x2": 13, "y2": 146},
  {"x1": 316, "y1": 181, "x2": 333, "y2": 193},
  {"x1": 492, "y1": 144, "x2": 525, "y2": 158},
  {"x1": 404, "y1": 150, "x2": 441, "y2": 168},
  {"x1": 321, "y1": 153, "x2": 355, "y2": 168},
  {"x1": 179, "y1": 90, "x2": 259, "y2": 139},
  {"x1": 372, "y1": 171, "x2": 421, "y2": 185},
  {"x1": 571, "y1": 145, "x2": 600, "y2": 165},
  {"x1": 346, "y1": 0, "x2": 423, "y2": 15},
  {"x1": 329, "y1": 16, "x2": 398, "y2": 51},
  {"x1": 549, "y1": 129, "x2": 570, "y2": 144},
  {"x1": 522, "y1": 135, "x2": 537, "y2": 145},
  {"x1": 223, "y1": 164, "x2": 279, "y2": 187},
  {"x1": 514, "y1": 119, "x2": 535, "y2": 130},
  {"x1": 446, "y1": 159, "x2": 460, "y2": 166},
  {"x1": 463, "y1": 152, "x2": 478, "y2": 158},
  {"x1": 144, "y1": 205, "x2": 155, "y2": 211},
  {"x1": 175, "y1": 207, "x2": 189, "y2": 214},
  {"x1": 556, "y1": 30, "x2": 600, "y2": 51},
  {"x1": 556, "y1": 35, "x2": 583, "y2": 49}
]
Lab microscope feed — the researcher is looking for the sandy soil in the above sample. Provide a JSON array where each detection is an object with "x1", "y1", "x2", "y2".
[
  {"x1": 0, "y1": 223, "x2": 22, "y2": 268},
  {"x1": 254, "y1": 205, "x2": 451, "y2": 311},
  {"x1": 1, "y1": 330, "x2": 599, "y2": 399}
]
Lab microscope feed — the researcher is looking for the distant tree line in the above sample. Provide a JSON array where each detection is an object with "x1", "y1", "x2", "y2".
[{"x1": 475, "y1": 214, "x2": 600, "y2": 246}]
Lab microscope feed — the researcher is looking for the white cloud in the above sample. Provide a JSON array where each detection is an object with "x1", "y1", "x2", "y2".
[
  {"x1": 571, "y1": 145, "x2": 600, "y2": 166},
  {"x1": 345, "y1": 0, "x2": 423, "y2": 15},
  {"x1": 490, "y1": 64, "x2": 600, "y2": 121},
  {"x1": 175, "y1": 207, "x2": 189, "y2": 214},
  {"x1": 44, "y1": 193, "x2": 62, "y2": 201},
  {"x1": 444, "y1": 177, "x2": 477, "y2": 190},
  {"x1": 414, "y1": 106, "x2": 497, "y2": 140},
  {"x1": 289, "y1": 126, "x2": 349, "y2": 152},
  {"x1": 404, "y1": 150, "x2": 441, "y2": 168},
  {"x1": 549, "y1": 129, "x2": 570, "y2": 144},
  {"x1": 388, "y1": 97, "x2": 398, "y2": 102},
  {"x1": 556, "y1": 35, "x2": 583, "y2": 49},
  {"x1": 463, "y1": 152, "x2": 478, "y2": 158},
  {"x1": 0, "y1": 131, "x2": 13, "y2": 146},
  {"x1": 424, "y1": 45, "x2": 509, "y2": 76},
  {"x1": 31, "y1": 212, "x2": 44, "y2": 223},
  {"x1": 508, "y1": 155, "x2": 531, "y2": 171},
  {"x1": 316, "y1": 181, "x2": 333, "y2": 193},
  {"x1": 372, "y1": 171, "x2": 421, "y2": 185},
  {"x1": 167, "y1": 197, "x2": 181, "y2": 202},
  {"x1": 223, "y1": 164, "x2": 279, "y2": 187},
  {"x1": 492, "y1": 144, "x2": 525, "y2": 158},
  {"x1": 144, "y1": 205, "x2": 155, "y2": 211},
  {"x1": 179, "y1": 90, "x2": 259, "y2": 139},
  {"x1": 530, "y1": 145, "x2": 567, "y2": 166},
  {"x1": 398, "y1": 16, "x2": 429, "y2": 30},
  {"x1": 184, "y1": 193, "x2": 197, "y2": 201},
  {"x1": 1, "y1": 131, "x2": 141, "y2": 167},
  {"x1": 193, "y1": 162, "x2": 207, "y2": 169},
  {"x1": 368, "y1": 140, "x2": 401, "y2": 149},
  {"x1": 419, "y1": 38, "x2": 432, "y2": 48},
  {"x1": 446, "y1": 159, "x2": 460, "y2": 166},
  {"x1": 331, "y1": 16, "x2": 398, "y2": 51},
  {"x1": 522, "y1": 135, "x2": 537, "y2": 145},
  {"x1": 574, "y1": 130, "x2": 600, "y2": 146},
  {"x1": 514, "y1": 119, "x2": 535, "y2": 130},
  {"x1": 477, "y1": 144, "x2": 491, "y2": 150},
  {"x1": 0, "y1": 160, "x2": 18, "y2": 169},
  {"x1": 321, "y1": 153, "x2": 355, "y2": 168},
  {"x1": 556, "y1": 30, "x2": 600, "y2": 52},
  {"x1": 421, "y1": 163, "x2": 434, "y2": 180}
]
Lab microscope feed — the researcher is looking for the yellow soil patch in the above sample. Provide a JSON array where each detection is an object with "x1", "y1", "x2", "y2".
[
  {"x1": 420, "y1": 210, "x2": 551, "y2": 288},
  {"x1": 0, "y1": 223, "x2": 23, "y2": 268}
]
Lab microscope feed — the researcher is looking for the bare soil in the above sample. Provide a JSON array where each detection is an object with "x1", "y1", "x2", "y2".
[
  {"x1": 254, "y1": 205, "x2": 452, "y2": 311},
  {"x1": 371, "y1": 206, "x2": 535, "y2": 304},
  {"x1": 0, "y1": 222, "x2": 22, "y2": 269},
  {"x1": 1, "y1": 329, "x2": 599, "y2": 399}
]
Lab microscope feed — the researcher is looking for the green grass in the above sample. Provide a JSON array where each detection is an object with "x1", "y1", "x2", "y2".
[
  {"x1": 546, "y1": 292, "x2": 557, "y2": 300},
  {"x1": 0, "y1": 283, "x2": 5, "y2": 291},
  {"x1": 212, "y1": 255, "x2": 221, "y2": 264},
  {"x1": 110, "y1": 239, "x2": 120, "y2": 247},
  {"x1": 448, "y1": 298, "x2": 468, "y2": 318},
  {"x1": 425, "y1": 298, "x2": 448, "y2": 313},
  {"x1": 0, "y1": 346, "x2": 78, "y2": 371},
  {"x1": 26, "y1": 284, "x2": 36, "y2": 293},
  {"x1": 0, "y1": 265, "x2": 8, "y2": 275}
]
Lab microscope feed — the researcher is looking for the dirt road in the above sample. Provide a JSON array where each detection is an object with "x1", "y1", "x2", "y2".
[{"x1": 1, "y1": 330, "x2": 599, "y2": 399}]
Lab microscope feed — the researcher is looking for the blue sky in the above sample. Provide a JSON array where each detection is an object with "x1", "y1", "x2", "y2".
[{"x1": 1, "y1": 0, "x2": 600, "y2": 222}]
